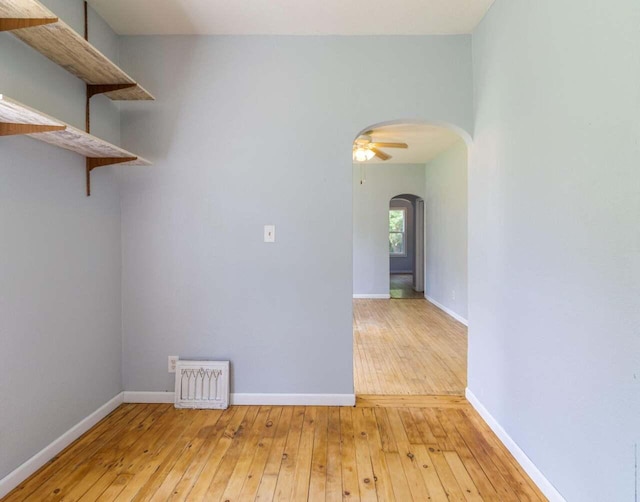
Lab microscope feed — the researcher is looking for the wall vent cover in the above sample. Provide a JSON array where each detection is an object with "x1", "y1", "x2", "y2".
[{"x1": 174, "y1": 360, "x2": 229, "y2": 409}]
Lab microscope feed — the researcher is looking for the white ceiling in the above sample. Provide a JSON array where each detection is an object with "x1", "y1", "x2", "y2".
[
  {"x1": 88, "y1": 0, "x2": 495, "y2": 36},
  {"x1": 354, "y1": 123, "x2": 463, "y2": 165}
]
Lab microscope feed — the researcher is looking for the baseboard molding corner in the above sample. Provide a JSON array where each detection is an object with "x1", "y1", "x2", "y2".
[
  {"x1": 465, "y1": 388, "x2": 566, "y2": 502},
  {"x1": 353, "y1": 294, "x2": 391, "y2": 299},
  {"x1": 425, "y1": 295, "x2": 468, "y2": 325},
  {"x1": 123, "y1": 391, "x2": 356, "y2": 407},
  {"x1": 0, "y1": 392, "x2": 124, "y2": 499}
]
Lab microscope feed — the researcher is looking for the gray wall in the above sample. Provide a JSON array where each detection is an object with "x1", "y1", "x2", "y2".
[
  {"x1": 470, "y1": 0, "x2": 640, "y2": 499},
  {"x1": 424, "y1": 140, "x2": 468, "y2": 319},
  {"x1": 0, "y1": 0, "x2": 123, "y2": 479},
  {"x1": 389, "y1": 198, "x2": 415, "y2": 274},
  {"x1": 118, "y1": 36, "x2": 473, "y2": 393},
  {"x1": 353, "y1": 164, "x2": 426, "y2": 296}
]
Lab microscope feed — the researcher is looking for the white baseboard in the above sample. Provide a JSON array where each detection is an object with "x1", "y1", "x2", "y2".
[
  {"x1": 353, "y1": 294, "x2": 391, "y2": 299},
  {"x1": 123, "y1": 391, "x2": 175, "y2": 403},
  {"x1": 465, "y1": 388, "x2": 566, "y2": 502},
  {"x1": 0, "y1": 392, "x2": 124, "y2": 499},
  {"x1": 124, "y1": 391, "x2": 356, "y2": 406},
  {"x1": 425, "y1": 295, "x2": 468, "y2": 326},
  {"x1": 231, "y1": 393, "x2": 356, "y2": 406}
]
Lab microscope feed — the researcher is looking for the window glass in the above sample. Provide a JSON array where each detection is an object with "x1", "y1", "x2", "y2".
[{"x1": 389, "y1": 208, "x2": 406, "y2": 256}]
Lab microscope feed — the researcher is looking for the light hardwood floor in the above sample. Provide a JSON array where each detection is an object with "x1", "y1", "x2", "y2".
[
  {"x1": 3, "y1": 402, "x2": 545, "y2": 501},
  {"x1": 354, "y1": 299, "x2": 467, "y2": 396}
]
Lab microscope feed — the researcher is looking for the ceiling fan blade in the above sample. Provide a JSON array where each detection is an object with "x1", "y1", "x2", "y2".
[
  {"x1": 371, "y1": 142, "x2": 408, "y2": 149},
  {"x1": 370, "y1": 146, "x2": 391, "y2": 161}
]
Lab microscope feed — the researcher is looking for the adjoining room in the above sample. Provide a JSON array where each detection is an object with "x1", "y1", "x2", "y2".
[{"x1": 352, "y1": 122, "x2": 469, "y2": 398}]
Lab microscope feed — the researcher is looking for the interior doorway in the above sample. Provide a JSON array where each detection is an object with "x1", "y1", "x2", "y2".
[
  {"x1": 389, "y1": 194, "x2": 424, "y2": 299},
  {"x1": 352, "y1": 120, "x2": 469, "y2": 399}
]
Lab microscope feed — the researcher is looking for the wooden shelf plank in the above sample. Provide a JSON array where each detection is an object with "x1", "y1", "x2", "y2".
[
  {"x1": 0, "y1": 94, "x2": 151, "y2": 166},
  {"x1": 0, "y1": 0, "x2": 154, "y2": 101},
  {"x1": 0, "y1": 0, "x2": 50, "y2": 18}
]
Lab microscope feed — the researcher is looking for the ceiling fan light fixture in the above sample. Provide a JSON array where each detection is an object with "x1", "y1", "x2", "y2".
[{"x1": 353, "y1": 146, "x2": 375, "y2": 162}]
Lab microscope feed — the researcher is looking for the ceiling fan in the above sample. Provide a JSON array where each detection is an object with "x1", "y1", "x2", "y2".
[{"x1": 352, "y1": 132, "x2": 408, "y2": 162}]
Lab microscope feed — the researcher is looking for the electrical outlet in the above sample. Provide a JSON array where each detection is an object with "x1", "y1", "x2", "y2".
[
  {"x1": 168, "y1": 356, "x2": 179, "y2": 373},
  {"x1": 452, "y1": 290, "x2": 456, "y2": 301}
]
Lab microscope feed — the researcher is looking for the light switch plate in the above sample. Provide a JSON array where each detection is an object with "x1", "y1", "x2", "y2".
[{"x1": 264, "y1": 225, "x2": 276, "y2": 243}]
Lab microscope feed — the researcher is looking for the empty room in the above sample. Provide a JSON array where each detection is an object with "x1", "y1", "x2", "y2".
[{"x1": 0, "y1": 0, "x2": 638, "y2": 501}]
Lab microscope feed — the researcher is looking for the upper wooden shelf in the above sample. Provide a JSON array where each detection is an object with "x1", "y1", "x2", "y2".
[
  {"x1": 0, "y1": 93, "x2": 150, "y2": 165},
  {"x1": 0, "y1": 0, "x2": 154, "y2": 101}
]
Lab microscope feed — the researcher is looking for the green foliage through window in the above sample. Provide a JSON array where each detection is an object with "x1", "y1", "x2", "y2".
[{"x1": 389, "y1": 208, "x2": 406, "y2": 255}]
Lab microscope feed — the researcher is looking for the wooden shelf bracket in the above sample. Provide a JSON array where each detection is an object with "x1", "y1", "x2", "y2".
[
  {"x1": 86, "y1": 156, "x2": 137, "y2": 196},
  {"x1": 82, "y1": 4, "x2": 139, "y2": 196},
  {"x1": 0, "y1": 17, "x2": 57, "y2": 31},
  {"x1": 0, "y1": 122, "x2": 66, "y2": 136}
]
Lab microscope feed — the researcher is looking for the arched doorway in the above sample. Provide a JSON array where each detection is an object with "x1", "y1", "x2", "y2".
[
  {"x1": 389, "y1": 193, "x2": 425, "y2": 299},
  {"x1": 352, "y1": 120, "x2": 470, "y2": 398}
]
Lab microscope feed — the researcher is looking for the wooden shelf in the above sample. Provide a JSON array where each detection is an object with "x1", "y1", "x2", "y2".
[
  {"x1": 0, "y1": 93, "x2": 151, "y2": 194},
  {"x1": 0, "y1": 94, "x2": 150, "y2": 164},
  {"x1": 0, "y1": 0, "x2": 154, "y2": 101}
]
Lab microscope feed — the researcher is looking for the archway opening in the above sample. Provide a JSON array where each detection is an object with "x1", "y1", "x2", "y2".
[
  {"x1": 389, "y1": 193, "x2": 425, "y2": 299},
  {"x1": 352, "y1": 120, "x2": 470, "y2": 398}
]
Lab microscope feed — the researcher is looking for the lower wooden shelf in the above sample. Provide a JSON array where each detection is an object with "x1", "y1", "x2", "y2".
[{"x1": 0, "y1": 93, "x2": 151, "y2": 195}]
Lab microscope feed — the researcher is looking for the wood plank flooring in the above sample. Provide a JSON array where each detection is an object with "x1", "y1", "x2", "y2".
[
  {"x1": 3, "y1": 403, "x2": 546, "y2": 501},
  {"x1": 354, "y1": 299, "x2": 467, "y2": 396}
]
